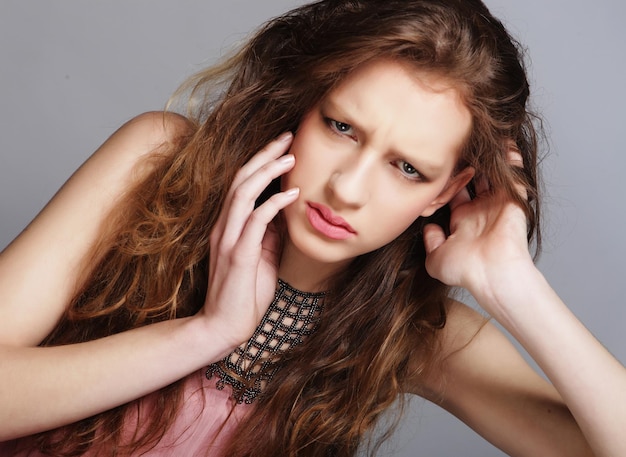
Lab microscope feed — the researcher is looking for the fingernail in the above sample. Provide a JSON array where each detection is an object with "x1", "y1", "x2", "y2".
[
  {"x1": 285, "y1": 187, "x2": 299, "y2": 197},
  {"x1": 277, "y1": 132, "x2": 293, "y2": 142},
  {"x1": 278, "y1": 154, "x2": 295, "y2": 165}
]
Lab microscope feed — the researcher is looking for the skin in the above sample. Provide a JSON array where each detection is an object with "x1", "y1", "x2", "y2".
[
  {"x1": 0, "y1": 113, "x2": 240, "y2": 438},
  {"x1": 280, "y1": 60, "x2": 473, "y2": 291},
  {"x1": 0, "y1": 58, "x2": 624, "y2": 455}
]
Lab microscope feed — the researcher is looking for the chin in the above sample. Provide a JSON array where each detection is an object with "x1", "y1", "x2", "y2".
[
  {"x1": 290, "y1": 229, "x2": 408, "y2": 272},
  {"x1": 286, "y1": 225, "x2": 357, "y2": 265}
]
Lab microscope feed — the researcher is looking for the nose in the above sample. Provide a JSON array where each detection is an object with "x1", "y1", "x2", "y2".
[{"x1": 326, "y1": 155, "x2": 372, "y2": 209}]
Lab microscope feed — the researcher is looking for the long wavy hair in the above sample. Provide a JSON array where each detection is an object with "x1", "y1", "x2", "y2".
[{"x1": 20, "y1": 0, "x2": 540, "y2": 456}]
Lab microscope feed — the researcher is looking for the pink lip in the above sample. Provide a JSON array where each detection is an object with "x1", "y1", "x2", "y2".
[{"x1": 306, "y1": 202, "x2": 356, "y2": 240}]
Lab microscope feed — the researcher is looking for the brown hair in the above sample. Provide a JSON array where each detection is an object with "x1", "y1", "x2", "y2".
[{"x1": 22, "y1": 0, "x2": 540, "y2": 456}]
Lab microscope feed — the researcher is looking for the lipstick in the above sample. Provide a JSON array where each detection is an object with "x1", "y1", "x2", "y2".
[{"x1": 306, "y1": 202, "x2": 356, "y2": 240}]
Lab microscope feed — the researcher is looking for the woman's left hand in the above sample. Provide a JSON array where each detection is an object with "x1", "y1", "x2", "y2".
[
  {"x1": 425, "y1": 152, "x2": 626, "y2": 457},
  {"x1": 422, "y1": 152, "x2": 534, "y2": 312}
]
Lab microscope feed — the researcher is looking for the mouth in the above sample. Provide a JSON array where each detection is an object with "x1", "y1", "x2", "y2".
[{"x1": 305, "y1": 202, "x2": 357, "y2": 240}]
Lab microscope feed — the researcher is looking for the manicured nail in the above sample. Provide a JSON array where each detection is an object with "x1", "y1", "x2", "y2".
[
  {"x1": 285, "y1": 187, "x2": 299, "y2": 197},
  {"x1": 277, "y1": 132, "x2": 293, "y2": 142}
]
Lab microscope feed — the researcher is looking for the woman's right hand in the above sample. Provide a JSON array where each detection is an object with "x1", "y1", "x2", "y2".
[
  {"x1": 0, "y1": 112, "x2": 278, "y2": 439},
  {"x1": 200, "y1": 132, "x2": 299, "y2": 351}
]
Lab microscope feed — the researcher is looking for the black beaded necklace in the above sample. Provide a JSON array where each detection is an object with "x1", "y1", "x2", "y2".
[{"x1": 206, "y1": 279, "x2": 326, "y2": 404}]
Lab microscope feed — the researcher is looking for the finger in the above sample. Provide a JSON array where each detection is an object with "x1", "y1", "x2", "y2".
[
  {"x1": 506, "y1": 145, "x2": 528, "y2": 200},
  {"x1": 507, "y1": 150, "x2": 524, "y2": 168},
  {"x1": 219, "y1": 154, "x2": 296, "y2": 250},
  {"x1": 210, "y1": 151, "x2": 295, "y2": 279},
  {"x1": 209, "y1": 188, "x2": 298, "y2": 291},
  {"x1": 505, "y1": 139, "x2": 522, "y2": 162},
  {"x1": 423, "y1": 223, "x2": 447, "y2": 255},
  {"x1": 213, "y1": 132, "x2": 293, "y2": 240},
  {"x1": 231, "y1": 187, "x2": 300, "y2": 264},
  {"x1": 228, "y1": 132, "x2": 293, "y2": 197},
  {"x1": 261, "y1": 220, "x2": 282, "y2": 266}
]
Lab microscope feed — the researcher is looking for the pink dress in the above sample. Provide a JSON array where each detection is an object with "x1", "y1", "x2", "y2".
[{"x1": 0, "y1": 371, "x2": 252, "y2": 457}]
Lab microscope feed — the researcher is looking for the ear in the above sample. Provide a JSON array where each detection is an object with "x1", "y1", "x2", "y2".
[{"x1": 419, "y1": 167, "x2": 475, "y2": 217}]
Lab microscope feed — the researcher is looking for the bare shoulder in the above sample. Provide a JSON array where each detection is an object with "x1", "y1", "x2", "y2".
[
  {"x1": 105, "y1": 111, "x2": 194, "y2": 155},
  {"x1": 91, "y1": 111, "x2": 194, "y2": 173},
  {"x1": 0, "y1": 111, "x2": 194, "y2": 347}
]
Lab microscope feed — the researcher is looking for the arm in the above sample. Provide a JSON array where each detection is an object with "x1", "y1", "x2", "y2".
[
  {"x1": 0, "y1": 113, "x2": 298, "y2": 440},
  {"x1": 411, "y1": 300, "x2": 594, "y2": 457},
  {"x1": 420, "y1": 165, "x2": 626, "y2": 456},
  {"x1": 0, "y1": 112, "x2": 228, "y2": 439},
  {"x1": 472, "y1": 264, "x2": 626, "y2": 456},
  {"x1": 0, "y1": 111, "x2": 189, "y2": 346}
]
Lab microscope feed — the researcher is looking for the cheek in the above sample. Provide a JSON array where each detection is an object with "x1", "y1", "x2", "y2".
[
  {"x1": 368, "y1": 192, "x2": 437, "y2": 242},
  {"x1": 282, "y1": 139, "x2": 307, "y2": 189},
  {"x1": 368, "y1": 202, "x2": 421, "y2": 242},
  {"x1": 377, "y1": 205, "x2": 422, "y2": 239},
  {"x1": 282, "y1": 156, "x2": 313, "y2": 191},
  {"x1": 284, "y1": 143, "x2": 329, "y2": 189},
  {"x1": 384, "y1": 182, "x2": 433, "y2": 213}
]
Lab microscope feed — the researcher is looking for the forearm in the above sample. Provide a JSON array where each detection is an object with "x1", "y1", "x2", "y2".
[
  {"x1": 471, "y1": 262, "x2": 626, "y2": 457},
  {"x1": 0, "y1": 315, "x2": 233, "y2": 441}
]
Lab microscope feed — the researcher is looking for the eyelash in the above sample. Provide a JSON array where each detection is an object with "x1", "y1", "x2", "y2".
[
  {"x1": 325, "y1": 117, "x2": 355, "y2": 138},
  {"x1": 393, "y1": 160, "x2": 423, "y2": 182},
  {"x1": 323, "y1": 116, "x2": 424, "y2": 183}
]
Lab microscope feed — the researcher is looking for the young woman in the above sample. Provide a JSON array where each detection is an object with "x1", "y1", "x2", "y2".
[{"x1": 1, "y1": 1, "x2": 624, "y2": 456}]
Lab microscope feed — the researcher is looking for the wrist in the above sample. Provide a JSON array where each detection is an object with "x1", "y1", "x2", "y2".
[
  {"x1": 468, "y1": 257, "x2": 544, "y2": 322},
  {"x1": 185, "y1": 314, "x2": 241, "y2": 364}
]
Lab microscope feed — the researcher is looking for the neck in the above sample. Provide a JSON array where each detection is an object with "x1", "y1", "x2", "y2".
[{"x1": 278, "y1": 240, "x2": 349, "y2": 292}]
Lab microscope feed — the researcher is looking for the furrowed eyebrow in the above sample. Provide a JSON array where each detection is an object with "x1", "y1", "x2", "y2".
[
  {"x1": 320, "y1": 98, "x2": 357, "y2": 127},
  {"x1": 320, "y1": 97, "x2": 449, "y2": 180}
]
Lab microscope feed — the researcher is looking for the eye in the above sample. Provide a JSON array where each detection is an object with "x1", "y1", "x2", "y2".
[
  {"x1": 393, "y1": 160, "x2": 423, "y2": 181},
  {"x1": 326, "y1": 118, "x2": 354, "y2": 137}
]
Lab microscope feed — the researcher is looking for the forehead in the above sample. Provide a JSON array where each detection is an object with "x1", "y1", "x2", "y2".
[{"x1": 321, "y1": 59, "x2": 472, "y2": 170}]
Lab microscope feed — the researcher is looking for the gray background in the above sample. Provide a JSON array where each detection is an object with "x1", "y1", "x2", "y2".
[{"x1": 0, "y1": 1, "x2": 624, "y2": 455}]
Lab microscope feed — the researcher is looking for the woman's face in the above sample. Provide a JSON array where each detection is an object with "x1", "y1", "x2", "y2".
[{"x1": 281, "y1": 59, "x2": 473, "y2": 270}]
